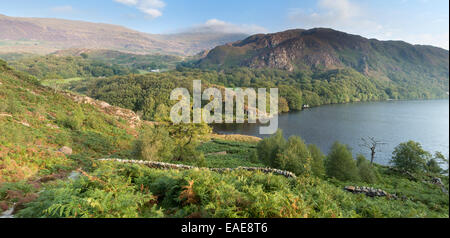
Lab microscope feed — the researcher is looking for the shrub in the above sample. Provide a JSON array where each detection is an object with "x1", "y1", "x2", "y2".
[
  {"x1": 5, "y1": 96, "x2": 23, "y2": 114},
  {"x1": 325, "y1": 142, "x2": 359, "y2": 181},
  {"x1": 58, "y1": 105, "x2": 85, "y2": 130},
  {"x1": 177, "y1": 142, "x2": 206, "y2": 167}
]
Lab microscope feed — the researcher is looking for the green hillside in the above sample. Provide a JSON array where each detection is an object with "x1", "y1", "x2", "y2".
[{"x1": 1, "y1": 59, "x2": 448, "y2": 218}]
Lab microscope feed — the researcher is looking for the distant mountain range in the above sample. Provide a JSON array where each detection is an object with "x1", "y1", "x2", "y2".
[
  {"x1": 198, "y1": 28, "x2": 449, "y2": 85},
  {"x1": 1, "y1": 13, "x2": 448, "y2": 91},
  {"x1": 0, "y1": 14, "x2": 248, "y2": 55}
]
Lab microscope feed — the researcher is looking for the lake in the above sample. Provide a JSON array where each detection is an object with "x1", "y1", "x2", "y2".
[{"x1": 214, "y1": 100, "x2": 449, "y2": 166}]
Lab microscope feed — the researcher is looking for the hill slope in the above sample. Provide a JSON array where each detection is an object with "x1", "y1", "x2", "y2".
[
  {"x1": 0, "y1": 14, "x2": 247, "y2": 55},
  {"x1": 198, "y1": 28, "x2": 449, "y2": 90},
  {"x1": 0, "y1": 58, "x2": 142, "y2": 183}
]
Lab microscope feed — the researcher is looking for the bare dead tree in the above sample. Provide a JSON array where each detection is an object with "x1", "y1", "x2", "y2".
[{"x1": 360, "y1": 137, "x2": 387, "y2": 165}]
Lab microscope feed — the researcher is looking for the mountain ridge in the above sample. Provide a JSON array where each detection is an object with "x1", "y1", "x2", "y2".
[{"x1": 0, "y1": 14, "x2": 248, "y2": 56}]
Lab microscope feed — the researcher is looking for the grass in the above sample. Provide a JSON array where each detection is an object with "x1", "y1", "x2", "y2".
[
  {"x1": 41, "y1": 77, "x2": 86, "y2": 87},
  {"x1": 198, "y1": 139, "x2": 263, "y2": 168},
  {"x1": 138, "y1": 70, "x2": 150, "y2": 74}
]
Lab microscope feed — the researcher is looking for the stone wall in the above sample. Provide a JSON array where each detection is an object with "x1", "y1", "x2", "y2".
[
  {"x1": 344, "y1": 186, "x2": 400, "y2": 200},
  {"x1": 98, "y1": 158, "x2": 297, "y2": 179}
]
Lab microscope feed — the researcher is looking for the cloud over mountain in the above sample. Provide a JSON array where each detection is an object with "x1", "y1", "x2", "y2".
[
  {"x1": 182, "y1": 19, "x2": 267, "y2": 35},
  {"x1": 288, "y1": 0, "x2": 448, "y2": 50},
  {"x1": 114, "y1": 0, "x2": 165, "y2": 18}
]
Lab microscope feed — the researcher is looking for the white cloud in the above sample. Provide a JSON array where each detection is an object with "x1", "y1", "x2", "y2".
[
  {"x1": 114, "y1": 0, "x2": 165, "y2": 18},
  {"x1": 185, "y1": 19, "x2": 267, "y2": 34},
  {"x1": 50, "y1": 5, "x2": 74, "y2": 13},
  {"x1": 288, "y1": 0, "x2": 449, "y2": 49},
  {"x1": 288, "y1": 0, "x2": 366, "y2": 29}
]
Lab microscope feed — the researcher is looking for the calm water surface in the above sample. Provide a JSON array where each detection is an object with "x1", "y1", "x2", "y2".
[{"x1": 214, "y1": 100, "x2": 449, "y2": 166}]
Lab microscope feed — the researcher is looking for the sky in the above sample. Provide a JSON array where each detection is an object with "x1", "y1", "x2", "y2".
[{"x1": 0, "y1": 0, "x2": 449, "y2": 49}]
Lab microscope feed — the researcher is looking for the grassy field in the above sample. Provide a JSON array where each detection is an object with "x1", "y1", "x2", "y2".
[{"x1": 198, "y1": 139, "x2": 263, "y2": 168}]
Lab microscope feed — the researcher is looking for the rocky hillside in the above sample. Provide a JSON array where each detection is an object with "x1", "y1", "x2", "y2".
[
  {"x1": 0, "y1": 14, "x2": 247, "y2": 55},
  {"x1": 198, "y1": 28, "x2": 449, "y2": 87}
]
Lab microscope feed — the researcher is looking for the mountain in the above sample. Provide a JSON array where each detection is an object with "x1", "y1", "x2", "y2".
[
  {"x1": 198, "y1": 28, "x2": 449, "y2": 85},
  {"x1": 0, "y1": 14, "x2": 247, "y2": 55}
]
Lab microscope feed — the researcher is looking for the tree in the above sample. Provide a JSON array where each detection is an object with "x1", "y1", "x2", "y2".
[
  {"x1": 426, "y1": 152, "x2": 448, "y2": 174},
  {"x1": 308, "y1": 144, "x2": 326, "y2": 177},
  {"x1": 391, "y1": 141, "x2": 430, "y2": 174},
  {"x1": 256, "y1": 130, "x2": 286, "y2": 168},
  {"x1": 426, "y1": 158, "x2": 443, "y2": 174},
  {"x1": 356, "y1": 154, "x2": 377, "y2": 183},
  {"x1": 154, "y1": 104, "x2": 170, "y2": 122},
  {"x1": 133, "y1": 126, "x2": 174, "y2": 162},
  {"x1": 278, "y1": 97, "x2": 290, "y2": 113},
  {"x1": 274, "y1": 136, "x2": 312, "y2": 176},
  {"x1": 168, "y1": 122, "x2": 211, "y2": 165},
  {"x1": 80, "y1": 53, "x2": 89, "y2": 59},
  {"x1": 326, "y1": 142, "x2": 359, "y2": 181},
  {"x1": 256, "y1": 130, "x2": 312, "y2": 176},
  {"x1": 360, "y1": 137, "x2": 386, "y2": 165}
]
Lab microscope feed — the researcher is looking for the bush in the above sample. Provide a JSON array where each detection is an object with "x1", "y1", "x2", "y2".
[
  {"x1": 58, "y1": 105, "x2": 85, "y2": 130},
  {"x1": 177, "y1": 142, "x2": 206, "y2": 167},
  {"x1": 356, "y1": 155, "x2": 377, "y2": 184},
  {"x1": 308, "y1": 144, "x2": 326, "y2": 177},
  {"x1": 4, "y1": 96, "x2": 23, "y2": 114},
  {"x1": 325, "y1": 142, "x2": 359, "y2": 181}
]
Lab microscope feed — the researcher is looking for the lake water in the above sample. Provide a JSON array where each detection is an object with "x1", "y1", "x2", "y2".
[{"x1": 214, "y1": 100, "x2": 449, "y2": 166}]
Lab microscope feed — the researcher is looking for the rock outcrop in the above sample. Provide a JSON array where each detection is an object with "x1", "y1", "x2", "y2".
[
  {"x1": 58, "y1": 146, "x2": 73, "y2": 156},
  {"x1": 62, "y1": 91, "x2": 142, "y2": 128},
  {"x1": 344, "y1": 186, "x2": 400, "y2": 200},
  {"x1": 431, "y1": 177, "x2": 448, "y2": 194}
]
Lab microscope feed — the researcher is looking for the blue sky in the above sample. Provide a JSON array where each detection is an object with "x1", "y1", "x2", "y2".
[{"x1": 1, "y1": 0, "x2": 448, "y2": 49}]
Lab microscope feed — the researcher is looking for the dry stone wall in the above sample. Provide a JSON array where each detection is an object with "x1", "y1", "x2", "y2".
[{"x1": 98, "y1": 158, "x2": 297, "y2": 179}]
